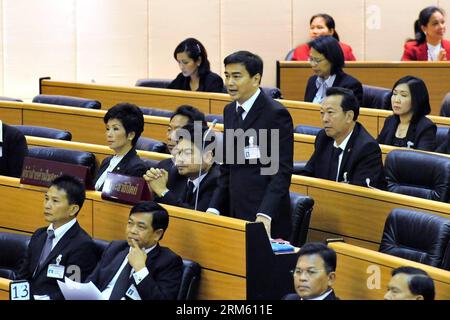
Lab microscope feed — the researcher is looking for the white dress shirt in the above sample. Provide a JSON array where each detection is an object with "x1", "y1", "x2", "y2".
[
  {"x1": 333, "y1": 130, "x2": 353, "y2": 182},
  {"x1": 47, "y1": 218, "x2": 77, "y2": 250},
  {"x1": 235, "y1": 88, "x2": 261, "y2": 120},
  {"x1": 302, "y1": 289, "x2": 333, "y2": 300},
  {"x1": 313, "y1": 74, "x2": 336, "y2": 104},
  {"x1": 101, "y1": 244, "x2": 156, "y2": 300},
  {"x1": 427, "y1": 42, "x2": 442, "y2": 61},
  {"x1": 95, "y1": 154, "x2": 126, "y2": 191}
]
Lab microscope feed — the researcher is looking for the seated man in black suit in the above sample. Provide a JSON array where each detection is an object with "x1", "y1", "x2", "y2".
[
  {"x1": 384, "y1": 266, "x2": 435, "y2": 300},
  {"x1": 0, "y1": 120, "x2": 28, "y2": 177},
  {"x1": 86, "y1": 201, "x2": 183, "y2": 300},
  {"x1": 144, "y1": 123, "x2": 219, "y2": 212},
  {"x1": 301, "y1": 87, "x2": 385, "y2": 189},
  {"x1": 16, "y1": 175, "x2": 98, "y2": 300},
  {"x1": 283, "y1": 242, "x2": 339, "y2": 300},
  {"x1": 157, "y1": 105, "x2": 207, "y2": 172}
]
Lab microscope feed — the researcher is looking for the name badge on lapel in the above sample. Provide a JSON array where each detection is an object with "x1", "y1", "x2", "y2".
[
  {"x1": 244, "y1": 136, "x2": 261, "y2": 160},
  {"x1": 125, "y1": 284, "x2": 142, "y2": 300},
  {"x1": 47, "y1": 254, "x2": 65, "y2": 279}
]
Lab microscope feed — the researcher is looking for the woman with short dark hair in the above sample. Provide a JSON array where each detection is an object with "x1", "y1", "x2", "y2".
[
  {"x1": 304, "y1": 36, "x2": 362, "y2": 105},
  {"x1": 168, "y1": 38, "x2": 224, "y2": 93},
  {"x1": 94, "y1": 103, "x2": 147, "y2": 190},
  {"x1": 292, "y1": 13, "x2": 356, "y2": 61},
  {"x1": 377, "y1": 76, "x2": 436, "y2": 151}
]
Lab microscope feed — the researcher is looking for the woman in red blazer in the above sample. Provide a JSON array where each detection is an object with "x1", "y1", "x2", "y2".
[
  {"x1": 292, "y1": 14, "x2": 356, "y2": 61},
  {"x1": 402, "y1": 6, "x2": 450, "y2": 61}
]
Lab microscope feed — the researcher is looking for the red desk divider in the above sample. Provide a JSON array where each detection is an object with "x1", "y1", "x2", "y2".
[
  {"x1": 101, "y1": 172, "x2": 152, "y2": 205},
  {"x1": 20, "y1": 156, "x2": 93, "y2": 189}
]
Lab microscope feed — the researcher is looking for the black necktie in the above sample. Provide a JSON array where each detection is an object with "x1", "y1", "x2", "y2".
[
  {"x1": 236, "y1": 106, "x2": 245, "y2": 128},
  {"x1": 329, "y1": 147, "x2": 343, "y2": 181},
  {"x1": 183, "y1": 181, "x2": 195, "y2": 204},
  {"x1": 109, "y1": 261, "x2": 132, "y2": 300}
]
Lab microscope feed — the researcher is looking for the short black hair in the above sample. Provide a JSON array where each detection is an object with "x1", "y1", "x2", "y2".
[
  {"x1": 297, "y1": 242, "x2": 337, "y2": 274},
  {"x1": 173, "y1": 38, "x2": 211, "y2": 78},
  {"x1": 326, "y1": 87, "x2": 360, "y2": 120},
  {"x1": 308, "y1": 36, "x2": 344, "y2": 75},
  {"x1": 104, "y1": 103, "x2": 144, "y2": 146},
  {"x1": 175, "y1": 123, "x2": 216, "y2": 155},
  {"x1": 224, "y1": 50, "x2": 263, "y2": 79},
  {"x1": 170, "y1": 105, "x2": 206, "y2": 125},
  {"x1": 388, "y1": 75, "x2": 431, "y2": 123},
  {"x1": 414, "y1": 6, "x2": 445, "y2": 44},
  {"x1": 392, "y1": 266, "x2": 435, "y2": 300},
  {"x1": 310, "y1": 13, "x2": 340, "y2": 41},
  {"x1": 50, "y1": 175, "x2": 86, "y2": 215},
  {"x1": 130, "y1": 201, "x2": 169, "y2": 240}
]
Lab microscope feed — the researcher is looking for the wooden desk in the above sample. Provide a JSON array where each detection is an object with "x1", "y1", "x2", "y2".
[
  {"x1": 277, "y1": 61, "x2": 450, "y2": 115},
  {"x1": 329, "y1": 242, "x2": 450, "y2": 300},
  {"x1": 290, "y1": 175, "x2": 450, "y2": 251},
  {"x1": 0, "y1": 176, "x2": 296, "y2": 300}
]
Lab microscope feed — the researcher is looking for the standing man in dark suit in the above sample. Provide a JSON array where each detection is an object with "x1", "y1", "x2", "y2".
[
  {"x1": 208, "y1": 51, "x2": 294, "y2": 240},
  {"x1": 86, "y1": 201, "x2": 182, "y2": 300},
  {"x1": 283, "y1": 242, "x2": 339, "y2": 300},
  {"x1": 301, "y1": 87, "x2": 385, "y2": 189},
  {"x1": 144, "y1": 123, "x2": 220, "y2": 212},
  {"x1": 16, "y1": 175, "x2": 98, "y2": 300},
  {"x1": 0, "y1": 120, "x2": 28, "y2": 178}
]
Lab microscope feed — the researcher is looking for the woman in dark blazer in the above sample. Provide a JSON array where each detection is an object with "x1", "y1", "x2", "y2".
[
  {"x1": 94, "y1": 103, "x2": 147, "y2": 191},
  {"x1": 292, "y1": 13, "x2": 356, "y2": 61},
  {"x1": 304, "y1": 36, "x2": 363, "y2": 106},
  {"x1": 402, "y1": 6, "x2": 450, "y2": 61},
  {"x1": 377, "y1": 76, "x2": 436, "y2": 151},
  {"x1": 168, "y1": 38, "x2": 224, "y2": 93}
]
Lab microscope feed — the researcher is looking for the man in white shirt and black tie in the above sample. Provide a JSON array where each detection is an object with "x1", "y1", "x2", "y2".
[
  {"x1": 300, "y1": 87, "x2": 385, "y2": 189},
  {"x1": 86, "y1": 201, "x2": 182, "y2": 300}
]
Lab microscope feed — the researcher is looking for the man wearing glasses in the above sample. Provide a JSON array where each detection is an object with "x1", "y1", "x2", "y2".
[{"x1": 283, "y1": 242, "x2": 339, "y2": 300}]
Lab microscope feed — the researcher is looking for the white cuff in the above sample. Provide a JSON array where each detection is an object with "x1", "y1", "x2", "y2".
[
  {"x1": 207, "y1": 208, "x2": 220, "y2": 215},
  {"x1": 133, "y1": 267, "x2": 149, "y2": 285},
  {"x1": 256, "y1": 213, "x2": 272, "y2": 221}
]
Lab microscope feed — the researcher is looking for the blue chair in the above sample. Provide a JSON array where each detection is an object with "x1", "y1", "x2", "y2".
[
  {"x1": 13, "y1": 125, "x2": 72, "y2": 141},
  {"x1": 294, "y1": 125, "x2": 321, "y2": 136},
  {"x1": 135, "y1": 79, "x2": 171, "y2": 88},
  {"x1": 32, "y1": 94, "x2": 101, "y2": 109}
]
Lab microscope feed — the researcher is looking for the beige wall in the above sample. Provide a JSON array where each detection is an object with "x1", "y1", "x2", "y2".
[{"x1": 0, "y1": 0, "x2": 448, "y2": 99}]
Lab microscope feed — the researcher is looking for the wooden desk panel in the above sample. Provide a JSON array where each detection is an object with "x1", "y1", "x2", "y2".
[
  {"x1": 329, "y1": 242, "x2": 450, "y2": 300},
  {"x1": 290, "y1": 175, "x2": 450, "y2": 249},
  {"x1": 41, "y1": 82, "x2": 211, "y2": 113},
  {"x1": 0, "y1": 278, "x2": 10, "y2": 300},
  {"x1": 0, "y1": 179, "x2": 93, "y2": 234},
  {"x1": 278, "y1": 61, "x2": 450, "y2": 115},
  {"x1": 0, "y1": 106, "x2": 22, "y2": 125}
]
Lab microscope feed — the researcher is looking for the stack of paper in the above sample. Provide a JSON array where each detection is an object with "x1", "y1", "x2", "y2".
[{"x1": 57, "y1": 277, "x2": 105, "y2": 300}]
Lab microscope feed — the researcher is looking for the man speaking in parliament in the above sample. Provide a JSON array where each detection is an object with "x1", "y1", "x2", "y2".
[
  {"x1": 300, "y1": 87, "x2": 385, "y2": 189},
  {"x1": 207, "y1": 51, "x2": 294, "y2": 240}
]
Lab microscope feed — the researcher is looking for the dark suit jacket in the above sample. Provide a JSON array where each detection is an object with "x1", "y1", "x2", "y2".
[
  {"x1": 283, "y1": 290, "x2": 339, "y2": 300},
  {"x1": 304, "y1": 71, "x2": 363, "y2": 106},
  {"x1": 86, "y1": 241, "x2": 182, "y2": 300},
  {"x1": 94, "y1": 148, "x2": 148, "y2": 190},
  {"x1": 0, "y1": 123, "x2": 28, "y2": 178},
  {"x1": 16, "y1": 221, "x2": 98, "y2": 300},
  {"x1": 168, "y1": 71, "x2": 224, "y2": 93},
  {"x1": 301, "y1": 122, "x2": 386, "y2": 189},
  {"x1": 377, "y1": 115, "x2": 436, "y2": 151},
  {"x1": 210, "y1": 90, "x2": 294, "y2": 239},
  {"x1": 155, "y1": 163, "x2": 220, "y2": 212},
  {"x1": 402, "y1": 39, "x2": 450, "y2": 61},
  {"x1": 436, "y1": 128, "x2": 450, "y2": 154}
]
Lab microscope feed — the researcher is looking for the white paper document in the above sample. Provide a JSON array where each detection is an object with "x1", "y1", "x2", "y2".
[{"x1": 57, "y1": 277, "x2": 105, "y2": 300}]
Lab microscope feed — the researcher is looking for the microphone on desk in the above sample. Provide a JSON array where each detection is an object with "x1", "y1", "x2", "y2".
[
  {"x1": 194, "y1": 119, "x2": 218, "y2": 211},
  {"x1": 365, "y1": 177, "x2": 380, "y2": 191}
]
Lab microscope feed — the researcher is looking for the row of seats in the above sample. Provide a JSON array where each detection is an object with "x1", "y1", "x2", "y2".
[{"x1": 0, "y1": 234, "x2": 201, "y2": 300}]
